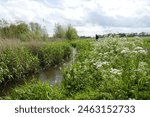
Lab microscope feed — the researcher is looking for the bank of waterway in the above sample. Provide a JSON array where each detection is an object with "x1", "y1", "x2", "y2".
[{"x1": 0, "y1": 48, "x2": 76, "y2": 97}]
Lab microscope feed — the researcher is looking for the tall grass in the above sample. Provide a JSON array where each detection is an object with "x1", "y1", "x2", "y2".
[{"x1": 0, "y1": 40, "x2": 72, "y2": 84}]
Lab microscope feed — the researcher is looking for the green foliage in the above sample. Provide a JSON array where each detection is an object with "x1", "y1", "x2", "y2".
[
  {"x1": 63, "y1": 37, "x2": 150, "y2": 100},
  {"x1": 5, "y1": 80, "x2": 65, "y2": 100},
  {"x1": 65, "y1": 25, "x2": 78, "y2": 40},
  {"x1": 29, "y1": 22, "x2": 48, "y2": 41},
  {"x1": 2, "y1": 37, "x2": 150, "y2": 100},
  {"x1": 0, "y1": 41, "x2": 72, "y2": 84},
  {"x1": 53, "y1": 23, "x2": 78, "y2": 40},
  {"x1": 0, "y1": 47, "x2": 40, "y2": 83},
  {"x1": 70, "y1": 39, "x2": 93, "y2": 51},
  {"x1": 0, "y1": 19, "x2": 48, "y2": 41},
  {"x1": 37, "y1": 42, "x2": 71, "y2": 68},
  {"x1": 53, "y1": 23, "x2": 66, "y2": 39}
]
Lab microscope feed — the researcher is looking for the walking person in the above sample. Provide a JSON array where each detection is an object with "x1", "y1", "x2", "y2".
[{"x1": 95, "y1": 34, "x2": 99, "y2": 41}]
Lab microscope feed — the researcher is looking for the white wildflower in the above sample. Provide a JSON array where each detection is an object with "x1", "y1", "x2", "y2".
[
  {"x1": 133, "y1": 46, "x2": 147, "y2": 54},
  {"x1": 94, "y1": 61, "x2": 109, "y2": 68},
  {"x1": 121, "y1": 48, "x2": 130, "y2": 54},
  {"x1": 96, "y1": 63, "x2": 103, "y2": 68},
  {"x1": 134, "y1": 46, "x2": 143, "y2": 50},
  {"x1": 110, "y1": 68, "x2": 122, "y2": 75},
  {"x1": 137, "y1": 50, "x2": 147, "y2": 54},
  {"x1": 132, "y1": 51, "x2": 138, "y2": 54}
]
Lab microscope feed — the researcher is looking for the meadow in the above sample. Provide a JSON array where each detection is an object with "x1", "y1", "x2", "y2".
[{"x1": 1, "y1": 37, "x2": 149, "y2": 100}]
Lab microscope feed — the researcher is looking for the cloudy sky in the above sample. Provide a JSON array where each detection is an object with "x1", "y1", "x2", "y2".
[{"x1": 0, "y1": 0, "x2": 150, "y2": 36}]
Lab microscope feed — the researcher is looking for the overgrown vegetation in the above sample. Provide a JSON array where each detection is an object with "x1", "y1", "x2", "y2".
[
  {"x1": 0, "y1": 19, "x2": 149, "y2": 100},
  {"x1": 0, "y1": 40, "x2": 71, "y2": 84},
  {"x1": 4, "y1": 79, "x2": 65, "y2": 100},
  {"x1": 62, "y1": 37, "x2": 150, "y2": 99},
  {"x1": 3, "y1": 37, "x2": 150, "y2": 100}
]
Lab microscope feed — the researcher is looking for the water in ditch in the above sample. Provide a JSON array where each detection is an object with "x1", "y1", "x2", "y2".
[{"x1": 0, "y1": 48, "x2": 76, "y2": 97}]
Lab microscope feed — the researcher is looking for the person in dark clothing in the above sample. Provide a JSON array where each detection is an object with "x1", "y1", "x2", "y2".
[{"x1": 95, "y1": 34, "x2": 99, "y2": 41}]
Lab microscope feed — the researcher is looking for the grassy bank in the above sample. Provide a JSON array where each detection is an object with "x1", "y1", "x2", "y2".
[{"x1": 0, "y1": 39, "x2": 72, "y2": 84}]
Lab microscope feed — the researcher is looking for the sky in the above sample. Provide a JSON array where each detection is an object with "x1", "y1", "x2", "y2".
[{"x1": 0, "y1": 0, "x2": 150, "y2": 36}]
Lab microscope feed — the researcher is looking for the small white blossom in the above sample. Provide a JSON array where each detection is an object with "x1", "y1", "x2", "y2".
[
  {"x1": 133, "y1": 47, "x2": 147, "y2": 54},
  {"x1": 96, "y1": 63, "x2": 103, "y2": 68},
  {"x1": 134, "y1": 46, "x2": 143, "y2": 50},
  {"x1": 110, "y1": 68, "x2": 122, "y2": 75},
  {"x1": 94, "y1": 61, "x2": 109, "y2": 68},
  {"x1": 121, "y1": 48, "x2": 130, "y2": 54},
  {"x1": 137, "y1": 50, "x2": 147, "y2": 54}
]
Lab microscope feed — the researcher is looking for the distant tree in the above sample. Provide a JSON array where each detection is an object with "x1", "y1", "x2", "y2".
[
  {"x1": 0, "y1": 19, "x2": 8, "y2": 28},
  {"x1": 29, "y1": 22, "x2": 48, "y2": 40},
  {"x1": 53, "y1": 23, "x2": 65, "y2": 39},
  {"x1": 65, "y1": 24, "x2": 78, "y2": 40},
  {"x1": 0, "y1": 20, "x2": 48, "y2": 41}
]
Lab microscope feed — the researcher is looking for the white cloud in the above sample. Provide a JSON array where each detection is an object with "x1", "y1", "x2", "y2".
[{"x1": 0, "y1": 0, "x2": 150, "y2": 36}]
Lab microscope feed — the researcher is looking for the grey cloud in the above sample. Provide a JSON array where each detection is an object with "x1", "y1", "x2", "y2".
[{"x1": 85, "y1": 9, "x2": 150, "y2": 28}]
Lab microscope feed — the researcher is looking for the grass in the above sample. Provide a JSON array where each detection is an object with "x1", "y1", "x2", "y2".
[
  {"x1": 0, "y1": 39, "x2": 72, "y2": 84},
  {"x1": 4, "y1": 79, "x2": 65, "y2": 100}
]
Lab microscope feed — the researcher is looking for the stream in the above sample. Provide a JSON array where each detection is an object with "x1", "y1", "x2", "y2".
[{"x1": 0, "y1": 48, "x2": 76, "y2": 97}]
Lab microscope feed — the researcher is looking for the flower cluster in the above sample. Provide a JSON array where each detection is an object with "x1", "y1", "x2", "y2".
[{"x1": 110, "y1": 68, "x2": 122, "y2": 75}]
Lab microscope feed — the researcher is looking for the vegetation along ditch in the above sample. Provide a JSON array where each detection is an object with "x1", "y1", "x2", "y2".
[{"x1": 0, "y1": 20, "x2": 149, "y2": 100}]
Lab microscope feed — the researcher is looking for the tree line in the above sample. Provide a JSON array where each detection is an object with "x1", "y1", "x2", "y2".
[
  {"x1": 0, "y1": 19, "x2": 48, "y2": 41},
  {"x1": 0, "y1": 19, "x2": 78, "y2": 41},
  {"x1": 97, "y1": 32, "x2": 150, "y2": 38}
]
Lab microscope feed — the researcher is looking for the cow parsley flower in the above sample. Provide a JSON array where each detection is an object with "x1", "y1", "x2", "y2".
[
  {"x1": 133, "y1": 46, "x2": 147, "y2": 54},
  {"x1": 94, "y1": 61, "x2": 109, "y2": 68},
  {"x1": 110, "y1": 68, "x2": 122, "y2": 75},
  {"x1": 120, "y1": 48, "x2": 130, "y2": 54},
  {"x1": 134, "y1": 46, "x2": 143, "y2": 50}
]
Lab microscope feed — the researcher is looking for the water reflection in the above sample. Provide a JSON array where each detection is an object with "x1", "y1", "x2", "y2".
[
  {"x1": 38, "y1": 67, "x2": 63, "y2": 86},
  {"x1": 0, "y1": 48, "x2": 76, "y2": 97}
]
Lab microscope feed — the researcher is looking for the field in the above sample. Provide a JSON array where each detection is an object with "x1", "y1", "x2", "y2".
[{"x1": 0, "y1": 37, "x2": 150, "y2": 100}]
